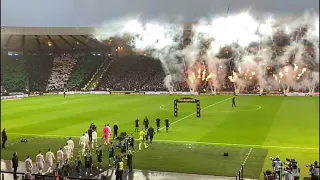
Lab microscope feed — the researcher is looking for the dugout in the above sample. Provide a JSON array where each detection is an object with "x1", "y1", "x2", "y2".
[{"x1": 174, "y1": 98, "x2": 201, "y2": 117}]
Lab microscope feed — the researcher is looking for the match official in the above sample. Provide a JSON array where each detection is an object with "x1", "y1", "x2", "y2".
[
  {"x1": 156, "y1": 117, "x2": 161, "y2": 132},
  {"x1": 12, "y1": 152, "x2": 19, "y2": 179},
  {"x1": 2, "y1": 128, "x2": 7, "y2": 149},
  {"x1": 232, "y1": 96, "x2": 236, "y2": 107},
  {"x1": 75, "y1": 156, "x2": 82, "y2": 178},
  {"x1": 165, "y1": 118, "x2": 170, "y2": 133},
  {"x1": 127, "y1": 150, "x2": 133, "y2": 172},
  {"x1": 88, "y1": 127, "x2": 93, "y2": 143},
  {"x1": 148, "y1": 126, "x2": 155, "y2": 145},
  {"x1": 135, "y1": 118, "x2": 139, "y2": 132},
  {"x1": 113, "y1": 123, "x2": 119, "y2": 140},
  {"x1": 143, "y1": 116, "x2": 149, "y2": 130}
]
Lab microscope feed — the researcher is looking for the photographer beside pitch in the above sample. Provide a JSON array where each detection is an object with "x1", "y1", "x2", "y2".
[{"x1": 307, "y1": 161, "x2": 319, "y2": 180}]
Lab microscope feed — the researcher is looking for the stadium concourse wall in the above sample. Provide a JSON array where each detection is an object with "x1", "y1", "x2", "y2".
[{"x1": 1, "y1": 91, "x2": 319, "y2": 101}]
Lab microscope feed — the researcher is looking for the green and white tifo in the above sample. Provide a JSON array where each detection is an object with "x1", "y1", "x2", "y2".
[{"x1": 1, "y1": 95, "x2": 319, "y2": 179}]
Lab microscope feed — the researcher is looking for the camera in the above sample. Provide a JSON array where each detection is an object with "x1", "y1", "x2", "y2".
[{"x1": 306, "y1": 164, "x2": 314, "y2": 167}]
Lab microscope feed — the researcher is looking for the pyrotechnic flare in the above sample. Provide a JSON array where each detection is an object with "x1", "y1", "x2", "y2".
[{"x1": 93, "y1": 11, "x2": 319, "y2": 94}]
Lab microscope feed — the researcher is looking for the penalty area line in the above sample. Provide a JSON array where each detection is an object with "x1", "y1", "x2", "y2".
[{"x1": 159, "y1": 97, "x2": 233, "y2": 130}]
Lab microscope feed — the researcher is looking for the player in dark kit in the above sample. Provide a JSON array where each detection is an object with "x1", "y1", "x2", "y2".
[
  {"x1": 129, "y1": 133, "x2": 135, "y2": 152},
  {"x1": 96, "y1": 145, "x2": 103, "y2": 171},
  {"x1": 232, "y1": 96, "x2": 236, "y2": 107},
  {"x1": 84, "y1": 151, "x2": 93, "y2": 176},
  {"x1": 113, "y1": 123, "x2": 118, "y2": 140},
  {"x1": 75, "y1": 156, "x2": 82, "y2": 178},
  {"x1": 108, "y1": 142, "x2": 115, "y2": 167},
  {"x1": 62, "y1": 160, "x2": 72, "y2": 179},
  {"x1": 165, "y1": 118, "x2": 170, "y2": 133},
  {"x1": 134, "y1": 118, "x2": 139, "y2": 132},
  {"x1": 148, "y1": 126, "x2": 155, "y2": 145},
  {"x1": 155, "y1": 117, "x2": 161, "y2": 132},
  {"x1": 88, "y1": 127, "x2": 93, "y2": 142},
  {"x1": 143, "y1": 116, "x2": 149, "y2": 130},
  {"x1": 63, "y1": 88, "x2": 66, "y2": 98}
]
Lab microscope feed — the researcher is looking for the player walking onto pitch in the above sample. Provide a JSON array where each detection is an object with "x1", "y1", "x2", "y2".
[
  {"x1": 67, "y1": 137, "x2": 74, "y2": 161},
  {"x1": 75, "y1": 155, "x2": 82, "y2": 178},
  {"x1": 79, "y1": 134, "x2": 87, "y2": 156},
  {"x1": 25, "y1": 155, "x2": 33, "y2": 173},
  {"x1": 139, "y1": 128, "x2": 148, "y2": 151},
  {"x1": 63, "y1": 143, "x2": 71, "y2": 163},
  {"x1": 84, "y1": 151, "x2": 93, "y2": 176},
  {"x1": 92, "y1": 130, "x2": 98, "y2": 149},
  {"x1": 45, "y1": 149, "x2": 55, "y2": 174},
  {"x1": 156, "y1": 117, "x2": 161, "y2": 132},
  {"x1": 108, "y1": 142, "x2": 115, "y2": 167},
  {"x1": 57, "y1": 148, "x2": 64, "y2": 167},
  {"x1": 103, "y1": 124, "x2": 111, "y2": 145},
  {"x1": 36, "y1": 151, "x2": 45, "y2": 174},
  {"x1": 96, "y1": 145, "x2": 103, "y2": 171},
  {"x1": 143, "y1": 116, "x2": 149, "y2": 130},
  {"x1": 232, "y1": 96, "x2": 236, "y2": 107},
  {"x1": 165, "y1": 118, "x2": 170, "y2": 133},
  {"x1": 134, "y1": 118, "x2": 139, "y2": 132}
]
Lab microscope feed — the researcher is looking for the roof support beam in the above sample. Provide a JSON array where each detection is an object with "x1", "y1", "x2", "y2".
[
  {"x1": 81, "y1": 35, "x2": 104, "y2": 46},
  {"x1": 47, "y1": 35, "x2": 60, "y2": 50},
  {"x1": 4, "y1": 35, "x2": 12, "y2": 49},
  {"x1": 35, "y1": 36, "x2": 41, "y2": 50},
  {"x1": 70, "y1": 35, "x2": 92, "y2": 49},
  {"x1": 21, "y1": 35, "x2": 25, "y2": 51},
  {"x1": 59, "y1": 35, "x2": 74, "y2": 49}
]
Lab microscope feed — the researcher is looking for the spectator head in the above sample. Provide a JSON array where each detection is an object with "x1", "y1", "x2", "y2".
[{"x1": 24, "y1": 172, "x2": 31, "y2": 180}]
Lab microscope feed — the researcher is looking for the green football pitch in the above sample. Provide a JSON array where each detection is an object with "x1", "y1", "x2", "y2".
[{"x1": 1, "y1": 95, "x2": 319, "y2": 179}]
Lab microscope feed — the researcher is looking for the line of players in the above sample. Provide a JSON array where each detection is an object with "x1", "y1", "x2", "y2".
[{"x1": 23, "y1": 117, "x2": 171, "y2": 179}]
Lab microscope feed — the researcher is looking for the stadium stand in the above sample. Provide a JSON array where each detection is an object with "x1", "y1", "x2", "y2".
[
  {"x1": 47, "y1": 54, "x2": 78, "y2": 91},
  {"x1": 67, "y1": 54, "x2": 104, "y2": 90},
  {"x1": 1, "y1": 56, "x2": 26, "y2": 92},
  {"x1": 25, "y1": 55, "x2": 54, "y2": 92}
]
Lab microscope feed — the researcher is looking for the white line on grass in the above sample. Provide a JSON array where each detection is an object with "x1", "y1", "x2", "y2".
[
  {"x1": 242, "y1": 148, "x2": 252, "y2": 166},
  {"x1": 5, "y1": 133, "x2": 318, "y2": 150},
  {"x1": 159, "y1": 97, "x2": 233, "y2": 130}
]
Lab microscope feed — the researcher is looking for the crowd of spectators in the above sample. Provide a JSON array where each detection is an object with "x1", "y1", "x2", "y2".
[
  {"x1": 47, "y1": 54, "x2": 78, "y2": 91},
  {"x1": 25, "y1": 55, "x2": 54, "y2": 92},
  {"x1": 1, "y1": 56, "x2": 26, "y2": 92},
  {"x1": 67, "y1": 54, "x2": 104, "y2": 90},
  {"x1": 101, "y1": 55, "x2": 160, "y2": 91}
]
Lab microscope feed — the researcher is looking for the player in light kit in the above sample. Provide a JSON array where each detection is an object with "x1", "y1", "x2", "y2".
[
  {"x1": 57, "y1": 147, "x2": 64, "y2": 167},
  {"x1": 45, "y1": 149, "x2": 55, "y2": 174},
  {"x1": 92, "y1": 130, "x2": 98, "y2": 149},
  {"x1": 67, "y1": 137, "x2": 74, "y2": 161},
  {"x1": 84, "y1": 132, "x2": 89, "y2": 147},
  {"x1": 79, "y1": 134, "x2": 87, "y2": 156},
  {"x1": 25, "y1": 155, "x2": 33, "y2": 173},
  {"x1": 36, "y1": 151, "x2": 45, "y2": 174},
  {"x1": 63, "y1": 143, "x2": 71, "y2": 163}
]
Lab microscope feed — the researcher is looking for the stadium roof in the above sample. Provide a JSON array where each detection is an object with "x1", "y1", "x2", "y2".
[{"x1": 1, "y1": 27, "x2": 128, "y2": 53}]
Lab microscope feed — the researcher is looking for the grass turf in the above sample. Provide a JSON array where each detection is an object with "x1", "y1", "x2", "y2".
[{"x1": 1, "y1": 95, "x2": 319, "y2": 179}]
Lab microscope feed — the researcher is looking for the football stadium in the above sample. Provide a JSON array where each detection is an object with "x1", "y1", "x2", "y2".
[{"x1": 1, "y1": 3, "x2": 319, "y2": 180}]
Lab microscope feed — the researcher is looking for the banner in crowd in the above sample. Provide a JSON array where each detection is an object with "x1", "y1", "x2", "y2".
[
  {"x1": 110, "y1": 91, "x2": 145, "y2": 95},
  {"x1": 144, "y1": 91, "x2": 198, "y2": 95},
  {"x1": 58, "y1": 91, "x2": 110, "y2": 95},
  {"x1": 1, "y1": 94, "x2": 28, "y2": 100}
]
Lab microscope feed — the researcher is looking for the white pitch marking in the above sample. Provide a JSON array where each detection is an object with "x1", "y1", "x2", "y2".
[
  {"x1": 159, "y1": 97, "x2": 233, "y2": 130},
  {"x1": 5, "y1": 133, "x2": 318, "y2": 150},
  {"x1": 242, "y1": 148, "x2": 253, "y2": 166}
]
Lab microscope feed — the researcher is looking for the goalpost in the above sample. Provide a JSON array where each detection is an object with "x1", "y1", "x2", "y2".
[{"x1": 174, "y1": 98, "x2": 201, "y2": 118}]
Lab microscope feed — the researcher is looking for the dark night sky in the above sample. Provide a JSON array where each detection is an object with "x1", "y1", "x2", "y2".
[{"x1": 1, "y1": 0, "x2": 319, "y2": 27}]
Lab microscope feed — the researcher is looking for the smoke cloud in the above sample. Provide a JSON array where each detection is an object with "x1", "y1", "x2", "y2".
[{"x1": 93, "y1": 10, "x2": 319, "y2": 94}]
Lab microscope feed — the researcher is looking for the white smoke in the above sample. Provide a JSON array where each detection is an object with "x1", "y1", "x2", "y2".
[{"x1": 93, "y1": 11, "x2": 319, "y2": 93}]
